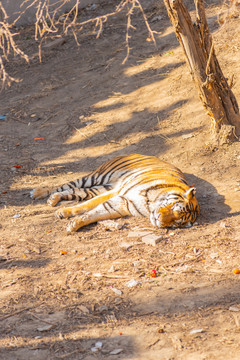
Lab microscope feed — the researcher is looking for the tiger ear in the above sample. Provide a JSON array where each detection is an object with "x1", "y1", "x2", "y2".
[{"x1": 184, "y1": 187, "x2": 196, "y2": 200}]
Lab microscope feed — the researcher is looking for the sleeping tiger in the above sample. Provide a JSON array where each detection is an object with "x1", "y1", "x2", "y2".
[{"x1": 30, "y1": 154, "x2": 199, "y2": 233}]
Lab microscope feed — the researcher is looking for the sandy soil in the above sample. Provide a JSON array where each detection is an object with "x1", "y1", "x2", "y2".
[{"x1": 0, "y1": 1, "x2": 240, "y2": 359}]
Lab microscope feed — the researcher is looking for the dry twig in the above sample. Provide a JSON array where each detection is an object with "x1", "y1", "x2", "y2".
[{"x1": 0, "y1": 0, "x2": 157, "y2": 88}]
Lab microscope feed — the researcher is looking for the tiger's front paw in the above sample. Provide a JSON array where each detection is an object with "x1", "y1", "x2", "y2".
[
  {"x1": 66, "y1": 217, "x2": 85, "y2": 233},
  {"x1": 66, "y1": 219, "x2": 78, "y2": 233},
  {"x1": 55, "y1": 207, "x2": 73, "y2": 219}
]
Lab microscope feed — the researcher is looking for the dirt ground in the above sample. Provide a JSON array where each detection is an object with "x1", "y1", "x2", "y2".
[{"x1": 0, "y1": 1, "x2": 240, "y2": 359}]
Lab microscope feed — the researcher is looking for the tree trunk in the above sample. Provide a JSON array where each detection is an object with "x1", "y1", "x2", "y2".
[{"x1": 164, "y1": 0, "x2": 240, "y2": 143}]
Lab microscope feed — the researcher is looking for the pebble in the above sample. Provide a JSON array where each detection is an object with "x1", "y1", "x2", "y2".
[
  {"x1": 111, "y1": 287, "x2": 122, "y2": 296},
  {"x1": 98, "y1": 305, "x2": 108, "y2": 313},
  {"x1": 37, "y1": 324, "x2": 53, "y2": 332},
  {"x1": 79, "y1": 305, "x2": 89, "y2": 314},
  {"x1": 108, "y1": 265, "x2": 115, "y2": 273},
  {"x1": 141, "y1": 234, "x2": 163, "y2": 246},
  {"x1": 189, "y1": 328, "x2": 204, "y2": 334},
  {"x1": 229, "y1": 306, "x2": 240, "y2": 312},
  {"x1": 119, "y1": 241, "x2": 134, "y2": 250},
  {"x1": 127, "y1": 230, "x2": 151, "y2": 239},
  {"x1": 110, "y1": 348, "x2": 123, "y2": 355}
]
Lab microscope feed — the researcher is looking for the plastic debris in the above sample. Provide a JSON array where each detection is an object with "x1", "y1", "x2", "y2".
[
  {"x1": 13, "y1": 165, "x2": 22, "y2": 168},
  {"x1": 91, "y1": 341, "x2": 102, "y2": 352},
  {"x1": 93, "y1": 273, "x2": 102, "y2": 277},
  {"x1": 110, "y1": 287, "x2": 122, "y2": 296},
  {"x1": 60, "y1": 250, "x2": 67, "y2": 255},
  {"x1": 189, "y1": 328, "x2": 204, "y2": 334},
  {"x1": 0, "y1": 115, "x2": 6, "y2": 120},
  {"x1": 150, "y1": 269, "x2": 161, "y2": 277},
  {"x1": 125, "y1": 279, "x2": 139, "y2": 287},
  {"x1": 34, "y1": 137, "x2": 45, "y2": 141},
  {"x1": 13, "y1": 214, "x2": 21, "y2": 218}
]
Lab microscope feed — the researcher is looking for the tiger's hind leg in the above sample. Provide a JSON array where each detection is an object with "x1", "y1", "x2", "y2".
[
  {"x1": 65, "y1": 196, "x2": 131, "y2": 233},
  {"x1": 47, "y1": 185, "x2": 112, "y2": 207},
  {"x1": 31, "y1": 185, "x2": 112, "y2": 207}
]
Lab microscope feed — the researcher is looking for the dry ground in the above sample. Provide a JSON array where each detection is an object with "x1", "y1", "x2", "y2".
[{"x1": 1, "y1": 1, "x2": 240, "y2": 359}]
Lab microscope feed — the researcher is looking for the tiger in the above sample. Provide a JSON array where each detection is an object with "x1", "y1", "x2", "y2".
[{"x1": 30, "y1": 154, "x2": 199, "y2": 233}]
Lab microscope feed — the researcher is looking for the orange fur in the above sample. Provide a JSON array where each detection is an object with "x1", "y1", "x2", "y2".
[{"x1": 31, "y1": 154, "x2": 200, "y2": 232}]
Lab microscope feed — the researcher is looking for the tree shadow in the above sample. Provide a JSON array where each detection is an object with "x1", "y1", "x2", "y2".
[
  {"x1": 185, "y1": 173, "x2": 232, "y2": 224},
  {"x1": 0, "y1": 258, "x2": 50, "y2": 270}
]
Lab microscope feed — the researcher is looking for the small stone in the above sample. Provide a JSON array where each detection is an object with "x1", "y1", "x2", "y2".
[
  {"x1": 220, "y1": 221, "x2": 226, "y2": 228},
  {"x1": 189, "y1": 328, "x2": 204, "y2": 334},
  {"x1": 141, "y1": 234, "x2": 163, "y2": 246},
  {"x1": 151, "y1": 15, "x2": 163, "y2": 22},
  {"x1": 110, "y1": 348, "x2": 123, "y2": 355},
  {"x1": 182, "y1": 133, "x2": 195, "y2": 139},
  {"x1": 229, "y1": 306, "x2": 240, "y2": 312},
  {"x1": 37, "y1": 324, "x2": 53, "y2": 332},
  {"x1": 98, "y1": 305, "x2": 108, "y2": 313},
  {"x1": 79, "y1": 305, "x2": 89, "y2": 314},
  {"x1": 119, "y1": 242, "x2": 134, "y2": 250},
  {"x1": 127, "y1": 231, "x2": 151, "y2": 240},
  {"x1": 95, "y1": 341, "x2": 102, "y2": 349},
  {"x1": 108, "y1": 265, "x2": 115, "y2": 273}
]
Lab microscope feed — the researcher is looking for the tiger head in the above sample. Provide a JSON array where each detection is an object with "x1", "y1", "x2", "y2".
[{"x1": 150, "y1": 187, "x2": 199, "y2": 228}]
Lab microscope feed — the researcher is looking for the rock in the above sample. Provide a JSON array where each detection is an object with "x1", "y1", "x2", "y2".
[
  {"x1": 141, "y1": 234, "x2": 163, "y2": 246},
  {"x1": 127, "y1": 231, "x2": 151, "y2": 240},
  {"x1": 229, "y1": 306, "x2": 240, "y2": 312},
  {"x1": 108, "y1": 265, "x2": 116, "y2": 272},
  {"x1": 119, "y1": 241, "x2": 134, "y2": 250},
  {"x1": 37, "y1": 324, "x2": 53, "y2": 332},
  {"x1": 79, "y1": 305, "x2": 89, "y2": 314},
  {"x1": 182, "y1": 133, "x2": 195, "y2": 139},
  {"x1": 98, "y1": 305, "x2": 108, "y2": 313},
  {"x1": 110, "y1": 348, "x2": 123, "y2": 355}
]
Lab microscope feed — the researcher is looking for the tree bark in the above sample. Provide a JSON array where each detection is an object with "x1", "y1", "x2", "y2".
[{"x1": 164, "y1": 0, "x2": 240, "y2": 143}]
